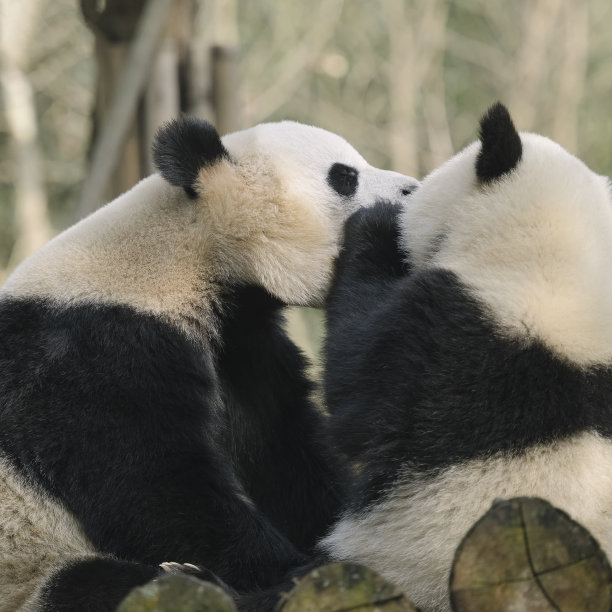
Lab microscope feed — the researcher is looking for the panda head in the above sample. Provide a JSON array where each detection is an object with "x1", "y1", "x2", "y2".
[
  {"x1": 154, "y1": 117, "x2": 418, "y2": 307},
  {"x1": 399, "y1": 102, "x2": 612, "y2": 366}
]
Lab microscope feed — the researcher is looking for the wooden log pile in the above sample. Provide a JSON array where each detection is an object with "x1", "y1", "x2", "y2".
[{"x1": 115, "y1": 497, "x2": 612, "y2": 611}]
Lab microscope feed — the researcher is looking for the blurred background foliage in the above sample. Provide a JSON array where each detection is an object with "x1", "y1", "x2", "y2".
[{"x1": 1, "y1": 0, "x2": 612, "y2": 357}]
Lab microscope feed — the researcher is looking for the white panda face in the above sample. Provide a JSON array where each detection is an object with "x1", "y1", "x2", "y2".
[
  {"x1": 218, "y1": 121, "x2": 419, "y2": 306},
  {"x1": 399, "y1": 103, "x2": 612, "y2": 365},
  {"x1": 223, "y1": 120, "x2": 417, "y2": 216}
]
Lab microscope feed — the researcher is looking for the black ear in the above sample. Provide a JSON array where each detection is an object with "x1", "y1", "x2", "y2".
[
  {"x1": 152, "y1": 117, "x2": 230, "y2": 198},
  {"x1": 476, "y1": 103, "x2": 522, "y2": 184}
]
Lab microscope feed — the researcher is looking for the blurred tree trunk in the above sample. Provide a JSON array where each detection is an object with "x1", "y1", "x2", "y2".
[
  {"x1": 78, "y1": 0, "x2": 182, "y2": 214},
  {"x1": 507, "y1": 0, "x2": 563, "y2": 132},
  {"x1": 0, "y1": 0, "x2": 52, "y2": 270},
  {"x1": 81, "y1": 0, "x2": 148, "y2": 198},
  {"x1": 77, "y1": 0, "x2": 242, "y2": 219},
  {"x1": 381, "y1": 0, "x2": 450, "y2": 178},
  {"x1": 552, "y1": 1, "x2": 589, "y2": 153}
]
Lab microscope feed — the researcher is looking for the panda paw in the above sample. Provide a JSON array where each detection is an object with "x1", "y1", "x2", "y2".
[
  {"x1": 158, "y1": 562, "x2": 233, "y2": 591},
  {"x1": 340, "y1": 201, "x2": 408, "y2": 276},
  {"x1": 159, "y1": 561, "x2": 203, "y2": 575}
]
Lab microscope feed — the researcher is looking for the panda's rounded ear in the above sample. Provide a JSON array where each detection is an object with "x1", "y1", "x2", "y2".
[
  {"x1": 153, "y1": 117, "x2": 231, "y2": 198},
  {"x1": 476, "y1": 103, "x2": 522, "y2": 184}
]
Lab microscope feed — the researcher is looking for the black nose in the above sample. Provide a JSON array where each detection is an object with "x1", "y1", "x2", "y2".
[{"x1": 400, "y1": 183, "x2": 418, "y2": 197}]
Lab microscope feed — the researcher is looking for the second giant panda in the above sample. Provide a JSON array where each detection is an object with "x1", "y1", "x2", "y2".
[
  {"x1": 320, "y1": 103, "x2": 612, "y2": 611},
  {"x1": 0, "y1": 118, "x2": 418, "y2": 611}
]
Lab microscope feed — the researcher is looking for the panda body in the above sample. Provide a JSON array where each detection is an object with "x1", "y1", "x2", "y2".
[
  {"x1": 321, "y1": 104, "x2": 612, "y2": 611},
  {"x1": 0, "y1": 118, "x2": 418, "y2": 611}
]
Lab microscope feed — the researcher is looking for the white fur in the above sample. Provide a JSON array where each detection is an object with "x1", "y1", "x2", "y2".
[
  {"x1": 399, "y1": 134, "x2": 612, "y2": 366},
  {"x1": 321, "y1": 432, "x2": 612, "y2": 612},
  {"x1": 0, "y1": 458, "x2": 97, "y2": 612},
  {"x1": 2, "y1": 176, "x2": 209, "y2": 328},
  {"x1": 2, "y1": 122, "x2": 416, "y2": 333}
]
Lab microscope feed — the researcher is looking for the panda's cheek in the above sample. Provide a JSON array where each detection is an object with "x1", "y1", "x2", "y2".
[{"x1": 334, "y1": 201, "x2": 362, "y2": 228}]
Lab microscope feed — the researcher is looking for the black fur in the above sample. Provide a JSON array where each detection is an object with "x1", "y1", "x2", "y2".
[
  {"x1": 327, "y1": 163, "x2": 359, "y2": 198},
  {"x1": 38, "y1": 558, "x2": 159, "y2": 612},
  {"x1": 39, "y1": 559, "x2": 228, "y2": 611},
  {"x1": 217, "y1": 286, "x2": 346, "y2": 553},
  {"x1": 0, "y1": 288, "x2": 344, "y2": 607},
  {"x1": 325, "y1": 202, "x2": 612, "y2": 509},
  {"x1": 152, "y1": 117, "x2": 230, "y2": 197},
  {"x1": 476, "y1": 102, "x2": 522, "y2": 184},
  {"x1": 335, "y1": 200, "x2": 410, "y2": 281}
]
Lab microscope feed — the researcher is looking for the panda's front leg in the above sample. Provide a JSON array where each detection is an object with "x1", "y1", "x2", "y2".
[
  {"x1": 325, "y1": 200, "x2": 410, "y2": 376},
  {"x1": 108, "y1": 446, "x2": 306, "y2": 594},
  {"x1": 323, "y1": 201, "x2": 415, "y2": 459},
  {"x1": 326, "y1": 200, "x2": 410, "y2": 330}
]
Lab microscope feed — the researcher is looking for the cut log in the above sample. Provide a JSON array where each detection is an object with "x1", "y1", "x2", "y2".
[
  {"x1": 116, "y1": 572, "x2": 236, "y2": 611},
  {"x1": 450, "y1": 497, "x2": 612, "y2": 611},
  {"x1": 276, "y1": 562, "x2": 416, "y2": 611}
]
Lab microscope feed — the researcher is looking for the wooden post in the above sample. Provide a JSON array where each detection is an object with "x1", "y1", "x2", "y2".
[
  {"x1": 116, "y1": 573, "x2": 237, "y2": 611},
  {"x1": 277, "y1": 562, "x2": 416, "y2": 611},
  {"x1": 450, "y1": 497, "x2": 612, "y2": 611}
]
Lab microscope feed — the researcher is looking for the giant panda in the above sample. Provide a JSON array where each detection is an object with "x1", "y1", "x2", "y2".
[
  {"x1": 0, "y1": 117, "x2": 418, "y2": 611},
  {"x1": 320, "y1": 103, "x2": 612, "y2": 611}
]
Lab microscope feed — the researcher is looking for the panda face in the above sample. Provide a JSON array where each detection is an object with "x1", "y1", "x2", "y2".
[
  {"x1": 222, "y1": 120, "x2": 417, "y2": 215},
  {"x1": 399, "y1": 103, "x2": 612, "y2": 366},
  {"x1": 214, "y1": 120, "x2": 419, "y2": 307}
]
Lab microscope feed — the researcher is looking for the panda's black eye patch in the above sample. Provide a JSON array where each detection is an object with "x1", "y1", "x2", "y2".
[{"x1": 328, "y1": 163, "x2": 359, "y2": 198}]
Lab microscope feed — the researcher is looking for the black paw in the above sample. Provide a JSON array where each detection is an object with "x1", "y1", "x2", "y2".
[{"x1": 340, "y1": 201, "x2": 408, "y2": 276}]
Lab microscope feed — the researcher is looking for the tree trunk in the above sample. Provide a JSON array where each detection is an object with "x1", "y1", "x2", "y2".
[{"x1": 77, "y1": 0, "x2": 196, "y2": 218}]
